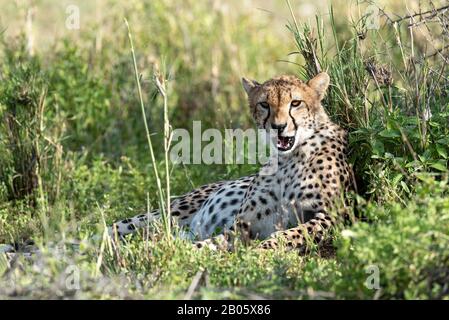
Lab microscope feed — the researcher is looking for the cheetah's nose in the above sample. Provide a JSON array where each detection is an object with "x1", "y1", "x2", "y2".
[{"x1": 271, "y1": 123, "x2": 287, "y2": 133}]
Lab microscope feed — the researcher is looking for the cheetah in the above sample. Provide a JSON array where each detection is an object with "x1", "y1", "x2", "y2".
[{"x1": 108, "y1": 72, "x2": 352, "y2": 251}]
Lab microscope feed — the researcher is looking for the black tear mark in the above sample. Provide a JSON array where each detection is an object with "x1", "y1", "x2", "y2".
[{"x1": 289, "y1": 107, "x2": 298, "y2": 131}]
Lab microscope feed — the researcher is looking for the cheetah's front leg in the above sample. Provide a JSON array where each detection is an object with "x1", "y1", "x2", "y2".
[{"x1": 259, "y1": 212, "x2": 334, "y2": 251}]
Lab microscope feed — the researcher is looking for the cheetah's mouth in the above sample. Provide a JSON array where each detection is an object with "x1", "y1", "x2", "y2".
[{"x1": 276, "y1": 135, "x2": 295, "y2": 151}]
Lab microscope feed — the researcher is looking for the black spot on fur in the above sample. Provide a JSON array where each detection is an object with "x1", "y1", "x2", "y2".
[{"x1": 230, "y1": 198, "x2": 239, "y2": 205}]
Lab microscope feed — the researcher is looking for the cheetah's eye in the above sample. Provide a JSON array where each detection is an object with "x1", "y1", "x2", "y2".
[
  {"x1": 259, "y1": 102, "x2": 270, "y2": 109},
  {"x1": 290, "y1": 100, "x2": 303, "y2": 108}
]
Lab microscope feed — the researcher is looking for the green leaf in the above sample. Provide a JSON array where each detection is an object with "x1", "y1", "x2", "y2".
[
  {"x1": 379, "y1": 129, "x2": 401, "y2": 138},
  {"x1": 400, "y1": 181, "x2": 410, "y2": 193},
  {"x1": 430, "y1": 161, "x2": 448, "y2": 172},
  {"x1": 436, "y1": 145, "x2": 448, "y2": 159},
  {"x1": 429, "y1": 121, "x2": 441, "y2": 127},
  {"x1": 371, "y1": 139, "x2": 384, "y2": 156},
  {"x1": 392, "y1": 174, "x2": 403, "y2": 186},
  {"x1": 405, "y1": 160, "x2": 421, "y2": 168},
  {"x1": 436, "y1": 138, "x2": 449, "y2": 144},
  {"x1": 418, "y1": 154, "x2": 427, "y2": 162}
]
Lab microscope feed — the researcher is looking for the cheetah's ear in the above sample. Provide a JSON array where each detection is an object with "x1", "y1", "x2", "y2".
[
  {"x1": 242, "y1": 77, "x2": 260, "y2": 95},
  {"x1": 307, "y1": 72, "x2": 330, "y2": 100}
]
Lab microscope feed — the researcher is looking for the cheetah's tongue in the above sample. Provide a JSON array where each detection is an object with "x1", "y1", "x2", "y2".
[{"x1": 277, "y1": 136, "x2": 294, "y2": 151}]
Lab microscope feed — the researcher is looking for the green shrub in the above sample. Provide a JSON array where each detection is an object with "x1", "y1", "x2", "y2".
[{"x1": 336, "y1": 178, "x2": 449, "y2": 299}]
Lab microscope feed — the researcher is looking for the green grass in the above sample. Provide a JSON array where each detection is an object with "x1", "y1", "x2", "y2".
[{"x1": 0, "y1": 0, "x2": 448, "y2": 299}]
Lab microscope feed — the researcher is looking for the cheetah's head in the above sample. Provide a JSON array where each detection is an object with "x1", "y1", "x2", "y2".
[{"x1": 242, "y1": 73, "x2": 330, "y2": 154}]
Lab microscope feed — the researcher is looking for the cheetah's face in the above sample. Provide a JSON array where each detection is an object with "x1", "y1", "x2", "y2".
[{"x1": 242, "y1": 73, "x2": 330, "y2": 154}]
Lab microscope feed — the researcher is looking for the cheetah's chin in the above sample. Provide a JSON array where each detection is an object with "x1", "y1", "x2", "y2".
[{"x1": 276, "y1": 135, "x2": 295, "y2": 151}]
